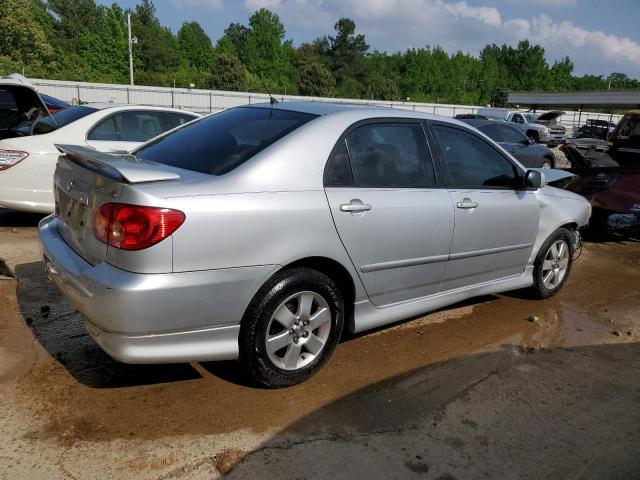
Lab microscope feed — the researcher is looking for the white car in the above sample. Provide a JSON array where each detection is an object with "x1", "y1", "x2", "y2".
[{"x1": 0, "y1": 93, "x2": 198, "y2": 213}]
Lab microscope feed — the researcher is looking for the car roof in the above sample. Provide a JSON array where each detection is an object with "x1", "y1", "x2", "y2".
[
  {"x1": 245, "y1": 101, "x2": 379, "y2": 116},
  {"x1": 459, "y1": 118, "x2": 507, "y2": 128},
  {"x1": 242, "y1": 101, "x2": 471, "y2": 126},
  {"x1": 73, "y1": 103, "x2": 200, "y2": 115}
]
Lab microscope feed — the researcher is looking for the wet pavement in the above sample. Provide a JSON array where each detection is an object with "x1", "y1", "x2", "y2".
[{"x1": 0, "y1": 209, "x2": 639, "y2": 479}]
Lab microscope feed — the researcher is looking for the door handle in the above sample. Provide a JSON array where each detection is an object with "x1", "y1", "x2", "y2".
[
  {"x1": 456, "y1": 198, "x2": 479, "y2": 209},
  {"x1": 340, "y1": 201, "x2": 372, "y2": 213}
]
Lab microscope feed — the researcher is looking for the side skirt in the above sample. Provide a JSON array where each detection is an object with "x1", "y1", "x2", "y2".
[{"x1": 351, "y1": 266, "x2": 534, "y2": 334}]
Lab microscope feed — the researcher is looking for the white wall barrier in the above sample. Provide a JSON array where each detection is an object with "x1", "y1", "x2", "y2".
[{"x1": 30, "y1": 78, "x2": 623, "y2": 130}]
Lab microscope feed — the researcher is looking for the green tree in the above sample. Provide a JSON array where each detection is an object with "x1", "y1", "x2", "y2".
[
  {"x1": 326, "y1": 18, "x2": 368, "y2": 89},
  {"x1": 210, "y1": 54, "x2": 249, "y2": 91},
  {"x1": 177, "y1": 21, "x2": 213, "y2": 71},
  {"x1": 0, "y1": 0, "x2": 54, "y2": 75},
  {"x1": 294, "y1": 43, "x2": 335, "y2": 96},
  {"x1": 242, "y1": 9, "x2": 295, "y2": 92},
  {"x1": 130, "y1": 0, "x2": 180, "y2": 74}
]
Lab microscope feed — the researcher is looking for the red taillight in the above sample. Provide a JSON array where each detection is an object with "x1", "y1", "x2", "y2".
[{"x1": 92, "y1": 203, "x2": 185, "y2": 250}]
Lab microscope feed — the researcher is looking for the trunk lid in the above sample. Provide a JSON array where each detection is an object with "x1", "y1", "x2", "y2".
[{"x1": 53, "y1": 144, "x2": 182, "y2": 265}]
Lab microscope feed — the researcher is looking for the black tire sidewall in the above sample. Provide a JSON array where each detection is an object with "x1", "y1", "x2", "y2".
[
  {"x1": 239, "y1": 268, "x2": 344, "y2": 388},
  {"x1": 532, "y1": 228, "x2": 573, "y2": 299}
]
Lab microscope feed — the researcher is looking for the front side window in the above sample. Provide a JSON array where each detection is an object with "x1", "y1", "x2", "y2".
[
  {"x1": 433, "y1": 125, "x2": 519, "y2": 189},
  {"x1": 498, "y1": 124, "x2": 528, "y2": 144},
  {"x1": 135, "y1": 107, "x2": 317, "y2": 175},
  {"x1": 345, "y1": 122, "x2": 435, "y2": 188},
  {"x1": 511, "y1": 114, "x2": 524, "y2": 124}
]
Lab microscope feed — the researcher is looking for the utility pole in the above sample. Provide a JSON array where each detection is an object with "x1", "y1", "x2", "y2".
[{"x1": 128, "y1": 14, "x2": 136, "y2": 86}]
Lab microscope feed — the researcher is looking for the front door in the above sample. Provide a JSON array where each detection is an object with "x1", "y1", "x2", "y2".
[
  {"x1": 430, "y1": 122, "x2": 540, "y2": 292},
  {"x1": 324, "y1": 121, "x2": 454, "y2": 307}
]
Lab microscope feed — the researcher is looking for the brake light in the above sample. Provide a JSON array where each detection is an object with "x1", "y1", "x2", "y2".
[
  {"x1": 0, "y1": 150, "x2": 29, "y2": 170},
  {"x1": 92, "y1": 203, "x2": 185, "y2": 250}
]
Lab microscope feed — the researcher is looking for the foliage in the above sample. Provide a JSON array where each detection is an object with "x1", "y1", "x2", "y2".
[{"x1": 0, "y1": 1, "x2": 638, "y2": 105}]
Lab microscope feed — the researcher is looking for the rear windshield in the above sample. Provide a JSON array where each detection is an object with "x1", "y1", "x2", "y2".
[
  {"x1": 16, "y1": 105, "x2": 98, "y2": 135},
  {"x1": 134, "y1": 107, "x2": 317, "y2": 175}
]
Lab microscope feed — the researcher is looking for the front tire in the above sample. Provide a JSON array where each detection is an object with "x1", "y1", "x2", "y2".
[
  {"x1": 528, "y1": 131, "x2": 540, "y2": 143},
  {"x1": 239, "y1": 268, "x2": 344, "y2": 388},
  {"x1": 540, "y1": 157, "x2": 554, "y2": 169},
  {"x1": 530, "y1": 228, "x2": 573, "y2": 299}
]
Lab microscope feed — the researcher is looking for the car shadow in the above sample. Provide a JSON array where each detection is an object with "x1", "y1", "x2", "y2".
[
  {"x1": 14, "y1": 261, "x2": 202, "y2": 388},
  {"x1": 0, "y1": 208, "x2": 47, "y2": 227},
  {"x1": 225, "y1": 341, "x2": 640, "y2": 479}
]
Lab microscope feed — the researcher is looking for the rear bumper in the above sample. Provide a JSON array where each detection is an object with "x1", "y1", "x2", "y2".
[{"x1": 39, "y1": 215, "x2": 279, "y2": 363}]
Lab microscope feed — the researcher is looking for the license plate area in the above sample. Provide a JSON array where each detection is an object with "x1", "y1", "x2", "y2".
[{"x1": 57, "y1": 187, "x2": 87, "y2": 231}]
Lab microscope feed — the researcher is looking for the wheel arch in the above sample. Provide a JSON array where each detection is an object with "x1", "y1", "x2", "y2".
[{"x1": 279, "y1": 256, "x2": 356, "y2": 333}]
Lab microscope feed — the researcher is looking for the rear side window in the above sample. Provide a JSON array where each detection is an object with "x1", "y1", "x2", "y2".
[
  {"x1": 324, "y1": 139, "x2": 353, "y2": 186},
  {"x1": 163, "y1": 112, "x2": 197, "y2": 130},
  {"x1": 498, "y1": 124, "x2": 527, "y2": 144},
  {"x1": 344, "y1": 122, "x2": 435, "y2": 188},
  {"x1": 478, "y1": 123, "x2": 501, "y2": 142},
  {"x1": 135, "y1": 107, "x2": 317, "y2": 175},
  {"x1": 433, "y1": 125, "x2": 518, "y2": 189}
]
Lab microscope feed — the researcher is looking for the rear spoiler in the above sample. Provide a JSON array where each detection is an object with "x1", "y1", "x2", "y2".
[{"x1": 55, "y1": 144, "x2": 181, "y2": 183}]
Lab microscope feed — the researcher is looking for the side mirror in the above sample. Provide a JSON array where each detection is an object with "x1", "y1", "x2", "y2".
[{"x1": 524, "y1": 170, "x2": 546, "y2": 189}]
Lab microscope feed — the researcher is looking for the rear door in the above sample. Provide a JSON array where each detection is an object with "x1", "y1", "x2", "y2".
[
  {"x1": 429, "y1": 122, "x2": 540, "y2": 292},
  {"x1": 324, "y1": 119, "x2": 454, "y2": 306}
]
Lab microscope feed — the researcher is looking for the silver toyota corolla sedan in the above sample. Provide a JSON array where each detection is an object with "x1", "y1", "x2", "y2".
[{"x1": 39, "y1": 102, "x2": 591, "y2": 387}]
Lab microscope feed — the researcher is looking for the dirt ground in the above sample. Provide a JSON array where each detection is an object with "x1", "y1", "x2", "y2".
[{"x1": 0, "y1": 209, "x2": 639, "y2": 479}]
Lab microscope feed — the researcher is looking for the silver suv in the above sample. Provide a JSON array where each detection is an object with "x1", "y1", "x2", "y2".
[{"x1": 39, "y1": 102, "x2": 590, "y2": 387}]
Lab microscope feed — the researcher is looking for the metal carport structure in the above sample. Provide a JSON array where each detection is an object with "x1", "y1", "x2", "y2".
[{"x1": 507, "y1": 90, "x2": 640, "y2": 126}]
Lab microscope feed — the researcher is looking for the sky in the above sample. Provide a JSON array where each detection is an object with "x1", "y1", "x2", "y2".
[{"x1": 100, "y1": 0, "x2": 640, "y2": 78}]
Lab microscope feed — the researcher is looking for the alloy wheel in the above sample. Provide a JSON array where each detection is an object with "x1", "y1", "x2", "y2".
[
  {"x1": 265, "y1": 291, "x2": 332, "y2": 371},
  {"x1": 541, "y1": 239, "x2": 570, "y2": 290}
]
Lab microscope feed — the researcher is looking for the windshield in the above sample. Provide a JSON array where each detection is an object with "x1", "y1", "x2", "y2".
[
  {"x1": 523, "y1": 114, "x2": 534, "y2": 122},
  {"x1": 135, "y1": 107, "x2": 317, "y2": 175},
  {"x1": 16, "y1": 105, "x2": 98, "y2": 135}
]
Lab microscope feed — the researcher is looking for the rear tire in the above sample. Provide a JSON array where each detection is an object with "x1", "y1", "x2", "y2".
[
  {"x1": 239, "y1": 267, "x2": 344, "y2": 388},
  {"x1": 530, "y1": 228, "x2": 573, "y2": 299}
]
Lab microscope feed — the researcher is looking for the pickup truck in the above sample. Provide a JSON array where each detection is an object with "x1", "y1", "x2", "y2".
[{"x1": 476, "y1": 108, "x2": 566, "y2": 146}]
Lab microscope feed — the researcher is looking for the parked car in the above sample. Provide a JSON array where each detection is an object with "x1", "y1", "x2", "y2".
[
  {"x1": 560, "y1": 110, "x2": 640, "y2": 227},
  {"x1": 40, "y1": 94, "x2": 70, "y2": 114},
  {"x1": 39, "y1": 102, "x2": 590, "y2": 387},
  {"x1": 477, "y1": 108, "x2": 566, "y2": 146},
  {"x1": 461, "y1": 119, "x2": 556, "y2": 168},
  {"x1": 0, "y1": 104, "x2": 199, "y2": 213},
  {"x1": 572, "y1": 119, "x2": 616, "y2": 140},
  {"x1": 0, "y1": 77, "x2": 51, "y2": 141}
]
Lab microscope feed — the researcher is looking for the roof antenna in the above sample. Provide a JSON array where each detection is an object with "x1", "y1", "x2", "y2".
[{"x1": 258, "y1": 75, "x2": 279, "y2": 106}]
